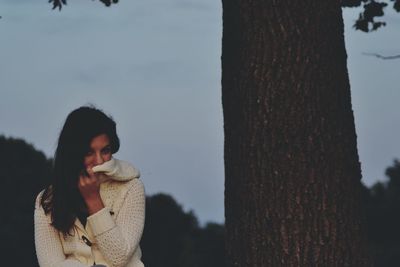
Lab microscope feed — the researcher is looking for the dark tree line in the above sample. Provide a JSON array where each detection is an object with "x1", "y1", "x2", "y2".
[
  {"x1": 142, "y1": 194, "x2": 224, "y2": 267},
  {"x1": 0, "y1": 135, "x2": 224, "y2": 267},
  {"x1": 362, "y1": 160, "x2": 400, "y2": 266},
  {"x1": 3, "y1": 135, "x2": 400, "y2": 265},
  {"x1": 0, "y1": 136, "x2": 400, "y2": 267},
  {"x1": 0, "y1": 136, "x2": 52, "y2": 267}
]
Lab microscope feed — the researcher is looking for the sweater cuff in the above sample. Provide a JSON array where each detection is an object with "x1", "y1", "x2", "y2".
[{"x1": 87, "y1": 207, "x2": 116, "y2": 236}]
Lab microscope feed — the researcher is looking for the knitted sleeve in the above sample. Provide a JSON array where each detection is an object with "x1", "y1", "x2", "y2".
[
  {"x1": 34, "y1": 192, "x2": 88, "y2": 267},
  {"x1": 87, "y1": 179, "x2": 145, "y2": 267}
]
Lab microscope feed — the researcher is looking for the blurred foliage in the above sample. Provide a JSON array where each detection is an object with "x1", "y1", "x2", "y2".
[
  {"x1": 141, "y1": 194, "x2": 225, "y2": 267},
  {"x1": 342, "y1": 0, "x2": 400, "y2": 32},
  {"x1": 0, "y1": 135, "x2": 52, "y2": 267},
  {"x1": 48, "y1": 0, "x2": 400, "y2": 32},
  {"x1": 49, "y1": 0, "x2": 118, "y2": 10},
  {"x1": 362, "y1": 159, "x2": 400, "y2": 266}
]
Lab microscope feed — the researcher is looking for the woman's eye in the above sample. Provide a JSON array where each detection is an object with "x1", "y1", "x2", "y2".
[
  {"x1": 102, "y1": 147, "x2": 111, "y2": 154},
  {"x1": 85, "y1": 151, "x2": 94, "y2": 156}
]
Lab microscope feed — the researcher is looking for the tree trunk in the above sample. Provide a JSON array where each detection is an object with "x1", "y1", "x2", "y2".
[{"x1": 222, "y1": 0, "x2": 371, "y2": 266}]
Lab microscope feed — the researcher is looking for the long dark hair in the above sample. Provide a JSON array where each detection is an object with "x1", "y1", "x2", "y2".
[{"x1": 40, "y1": 105, "x2": 120, "y2": 235}]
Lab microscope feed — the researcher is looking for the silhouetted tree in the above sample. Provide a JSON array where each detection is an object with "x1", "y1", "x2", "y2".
[
  {"x1": 191, "y1": 222, "x2": 225, "y2": 267},
  {"x1": 0, "y1": 135, "x2": 52, "y2": 267},
  {"x1": 141, "y1": 193, "x2": 198, "y2": 267},
  {"x1": 141, "y1": 193, "x2": 225, "y2": 267},
  {"x1": 363, "y1": 160, "x2": 400, "y2": 266},
  {"x1": 222, "y1": 0, "x2": 371, "y2": 265}
]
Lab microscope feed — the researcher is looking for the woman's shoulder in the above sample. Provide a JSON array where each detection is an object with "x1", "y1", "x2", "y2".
[
  {"x1": 125, "y1": 178, "x2": 145, "y2": 194},
  {"x1": 106, "y1": 178, "x2": 144, "y2": 195},
  {"x1": 101, "y1": 177, "x2": 144, "y2": 207},
  {"x1": 100, "y1": 178, "x2": 144, "y2": 215}
]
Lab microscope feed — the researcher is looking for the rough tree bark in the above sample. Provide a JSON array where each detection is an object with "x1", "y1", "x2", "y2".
[{"x1": 222, "y1": 0, "x2": 371, "y2": 266}]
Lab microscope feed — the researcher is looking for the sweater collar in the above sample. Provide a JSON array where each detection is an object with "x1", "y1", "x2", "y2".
[{"x1": 92, "y1": 157, "x2": 140, "y2": 183}]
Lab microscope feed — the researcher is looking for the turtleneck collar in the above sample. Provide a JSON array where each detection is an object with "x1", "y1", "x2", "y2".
[{"x1": 92, "y1": 157, "x2": 140, "y2": 183}]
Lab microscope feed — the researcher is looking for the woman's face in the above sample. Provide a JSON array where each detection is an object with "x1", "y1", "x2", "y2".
[{"x1": 83, "y1": 134, "x2": 112, "y2": 169}]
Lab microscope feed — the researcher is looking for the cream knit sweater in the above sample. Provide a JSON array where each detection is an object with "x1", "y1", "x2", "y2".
[{"x1": 34, "y1": 158, "x2": 145, "y2": 267}]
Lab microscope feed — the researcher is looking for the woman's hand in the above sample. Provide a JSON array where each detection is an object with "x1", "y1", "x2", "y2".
[{"x1": 78, "y1": 167, "x2": 105, "y2": 215}]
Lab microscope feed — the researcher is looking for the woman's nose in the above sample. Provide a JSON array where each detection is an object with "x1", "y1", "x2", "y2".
[{"x1": 94, "y1": 153, "x2": 105, "y2": 166}]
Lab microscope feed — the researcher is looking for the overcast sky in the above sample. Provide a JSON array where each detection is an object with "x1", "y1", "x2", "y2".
[
  {"x1": 344, "y1": 7, "x2": 400, "y2": 189},
  {"x1": 1, "y1": 1, "x2": 399, "y2": 225}
]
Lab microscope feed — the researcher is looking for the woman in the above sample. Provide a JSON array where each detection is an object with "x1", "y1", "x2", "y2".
[{"x1": 34, "y1": 106, "x2": 145, "y2": 267}]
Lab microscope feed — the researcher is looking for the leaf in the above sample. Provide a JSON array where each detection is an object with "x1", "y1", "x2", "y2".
[
  {"x1": 354, "y1": 13, "x2": 369, "y2": 32},
  {"x1": 363, "y1": 1, "x2": 387, "y2": 19},
  {"x1": 48, "y1": 0, "x2": 66, "y2": 10},
  {"x1": 99, "y1": 0, "x2": 112, "y2": 7},
  {"x1": 371, "y1": 21, "x2": 386, "y2": 31},
  {"x1": 394, "y1": 0, "x2": 400, "y2": 12}
]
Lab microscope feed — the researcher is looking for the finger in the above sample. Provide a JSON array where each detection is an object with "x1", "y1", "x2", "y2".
[
  {"x1": 86, "y1": 174, "x2": 100, "y2": 186},
  {"x1": 79, "y1": 173, "x2": 93, "y2": 187},
  {"x1": 78, "y1": 171, "x2": 89, "y2": 185},
  {"x1": 79, "y1": 169, "x2": 87, "y2": 179},
  {"x1": 87, "y1": 168, "x2": 99, "y2": 181},
  {"x1": 77, "y1": 178, "x2": 85, "y2": 190},
  {"x1": 78, "y1": 175, "x2": 88, "y2": 186}
]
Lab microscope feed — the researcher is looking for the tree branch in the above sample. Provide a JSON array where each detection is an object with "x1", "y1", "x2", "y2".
[{"x1": 362, "y1": 52, "x2": 400, "y2": 59}]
